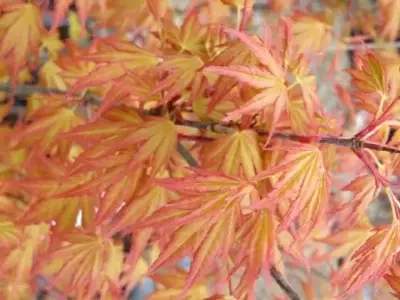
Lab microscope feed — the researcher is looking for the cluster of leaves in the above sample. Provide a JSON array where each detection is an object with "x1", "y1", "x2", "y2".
[{"x1": 0, "y1": 0, "x2": 399, "y2": 299}]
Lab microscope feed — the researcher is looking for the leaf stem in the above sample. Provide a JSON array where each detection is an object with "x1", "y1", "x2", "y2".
[{"x1": 270, "y1": 266, "x2": 301, "y2": 300}]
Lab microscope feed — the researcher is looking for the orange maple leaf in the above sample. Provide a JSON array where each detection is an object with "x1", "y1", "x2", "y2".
[
  {"x1": 0, "y1": 2, "x2": 43, "y2": 84},
  {"x1": 1, "y1": 223, "x2": 49, "y2": 293},
  {"x1": 149, "y1": 266, "x2": 208, "y2": 300},
  {"x1": 154, "y1": 54, "x2": 205, "y2": 104},
  {"x1": 204, "y1": 27, "x2": 292, "y2": 146},
  {"x1": 201, "y1": 129, "x2": 262, "y2": 180},
  {"x1": 61, "y1": 113, "x2": 177, "y2": 188},
  {"x1": 291, "y1": 13, "x2": 333, "y2": 54},
  {"x1": 379, "y1": 0, "x2": 400, "y2": 42},
  {"x1": 312, "y1": 218, "x2": 373, "y2": 264},
  {"x1": 334, "y1": 218, "x2": 400, "y2": 297},
  {"x1": 251, "y1": 142, "x2": 330, "y2": 240},
  {"x1": 232, "y1": 210, "x2": 277, "y2": 299},
  {"x1": 41, "y1": 230, "x2": 123, "y2": 298},
  {"x1": 10, "y1": 104, "x2": 83, "y2": 156},
  {"x1": 206, "y1": 39, "x2": 257, "y2": 111},
  {"x1": 338, "y1": 175, "x2": 380, "y2": 227},
  {"x1": 160, "y1": 14, "x2": 208, "y2": 58},
  {"x1": 138, "y1": 169, "x2": 260, "y2": 292},
  {"x1": 7, "y1": 154, "x2": 97, "y2": 231},
  {"x1": 107, "y1": 180, "x2": 172, "y2": 235}
]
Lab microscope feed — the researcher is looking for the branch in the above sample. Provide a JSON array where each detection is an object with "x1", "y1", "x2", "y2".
[
  {"x1": 327, "y1": 40, "x2": 400, "y2": 53},
  {"x1": 0, "y1": 82, "x2": 69, "y2": 96},
  {"x1": 2, "y1": 83, "x2": 400, "y2": 154},
  {"x1": 270, "y1": 266, "x2": 301, "y2": 300},
  {"x1": 0, "y1": 83, "x2": 101, "y2": 105},
  {"x1": 177, "y1": 142, "x2": 200, "y2": 168},
  {"x1": 176, "y1": 120, "x2": 400, "y2": 154}
]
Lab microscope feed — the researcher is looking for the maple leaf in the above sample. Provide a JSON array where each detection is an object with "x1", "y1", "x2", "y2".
[
  {"x1": 68, "y1": 10, "x2": 89, "y2": 43},
  {"x1": 97, "y1": 0, "x2": 154, "y2": 31},
  {"x1": 0, "y1": 215, "x2": 20, "y2": 250},
  {"x1": 40, "y1": 31, "x2": 65, "y2": 60},
  {"x1": 50, "y1": 0, "x2": 73, "y2": 31},
  {"x1": 108, "y1": 182, "x2": 173, "y2": 236},
  {"x1": 59, "y1": 113, "x2": 177, "y2": 203},
  {"x1": 154, "y1": 54, "x2": 205, "y2": 104},
  {"x1": 379, "y1": 0, "x2": 400, "y2": 42},
  {"x1": 146, "y1": 0, "x2": 168, "y2": 22},
  {"x1": 120, "y1": 255, "x2": 152, "y2": 297},
  {"x1": 0, "y1": 279, "x2": 32, "y2": 300},
  {"x1": 206, "y1": 39, "x2": 257, "y2": 111},
  {"x1": 111, "y1": 71, "x2": 162, "y2": 106},
  {"x1": 39, "y1": 60, "x2": 68, "y2": 91},
  {"x1": 149, "y1": 266, "x2": 208, "y2": 300},
  {"x1": 56, "y1": 42, "x2": 96, "y2": 88},
  {"x1": 0, "y1": 2, "x2": 43, "y2": 84},
  {"x1": 0, "y1": 127, "x2": 26, "y2": 183},
  {"x1": 192, "y1": 95, "x2": 240, "y2": 122},
  {"x1": 41, "y1": 230, "x2": 123, "y2": 298},
  {"x1": 204, "y1": 28, "x2": 290, "y2": 145},
  {"x1": 268, "y1": 0, "x2": 293, "y2": 12},
  {"x1": 80, "y1": 38, "x2": 160, "y2": 71},
  {"x1": 312, "y1": 218, "x2": 373, "y2": 263},
  {"x1": 160, "y1": 14, "x2": 208, "y2": 58},
  {"x1": 251, "y1": 142, "x2": 330, "y2": 240},
  {"x1": 8, "y1": 156, "x2": 96, "y2": 231},
  {"x1": 338, "y1": 175, "x2": 380, "y2": 226},
  {"x1": 75, "y1": 0, "x2": 107, "y2": 29},
  {"x1": 206, "y1": 296, "x2": 237, "y2": 300},
  {"x1": 232, "y1": 210, "x2": 277, "y2": 299},
  {"x1": 94, "y1": 167, "x2": 145, "y2": 225},
  {"x1": 1, "y1": 223, "x2": 49, "y2": 294},
  {"x1": 60, "y1": 106, "x2": 143, "y2": 147},
  {"x1": 220, "y1": 0, "x2": 254, "y2": 30},
  {"x1": 385, "y1": 264, "x2": 400, "y2": 299},
  {"x1": 65, "y1": 40, "x2": 160, "y2": 114},
  {"x1": 290, "y1": 13, "x2": 333, "y2": 54},
  {"x1": 10, "y1": 104, "x2": 83, "y2": 156},
  {"x1": 138, "y1": 169, "x2": 260, "y2": 292},
  {"x1": 201, "y1": 129, "x2": 262, "y2": 180},
  {"x1": 0, "y1": 60, "x2": 31, "y2": 101},
  {"x1": 104, "y1": 116, "x2": 178, "y2": 177},
  {"x1": 334, "y1": 217, "x2": 400, "y2": 297},
  {"x1": 348, "y1": 52, "x2": 387, "y2": 94}
]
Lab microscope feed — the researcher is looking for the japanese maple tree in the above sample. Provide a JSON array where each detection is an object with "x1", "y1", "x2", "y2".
[{"x1": 0, "y1": 0, "x2": 400, "y2": 299}]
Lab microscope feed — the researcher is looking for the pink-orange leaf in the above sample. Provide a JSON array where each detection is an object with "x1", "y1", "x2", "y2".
[
  {"x1": 252, "y1": 142, "x2": 330, "y2": 239},
  {"x1": 0, "y1": 3, "x2": 43, "y2": 83},
  {"x1": 334, "y1": 219, "x2": 400, "y2": 297}
]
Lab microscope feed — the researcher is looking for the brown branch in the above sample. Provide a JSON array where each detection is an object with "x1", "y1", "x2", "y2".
[
  {"x1": 2, "y1": 83, "x2": 400, "y2": 155},
  {"x1": 176, "y1": 120, "x2": 400, "y2": 154},
  {"x1": 0, "y1": 83, "x2": 102, "y2": 105},
  {"x1": 177, "y1": 142, "x2": 200, "y2": 168},
  {"x1": 270, "y1": 266, "x2": 301, "y2": 300},
  {"x1": 0, "y1": 82, "x2": 69, "y2": 96}
]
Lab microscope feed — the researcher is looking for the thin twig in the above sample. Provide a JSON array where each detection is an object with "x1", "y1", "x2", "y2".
[
  {"x1": 0, "y1": 83, "x2": 102, "y2": 105},
  {"x1": 176, "y1": 119, "x2": 400, "y2": 154},
  {"x1": 2, "y1": 83, "x2": 400, "y2": 154},
  {"x1": 270, "y1": 266, "x2": 301, "y2": 300},
  {"x1": 0, "y1": 82, "x2": 69, "y2": 96},
  {"x1": 327, "y1": 40, "x2": 400, "y2": 53},
  {"x1": 176, "y1": 142, "x2": 200, "y2": 168}
]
